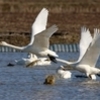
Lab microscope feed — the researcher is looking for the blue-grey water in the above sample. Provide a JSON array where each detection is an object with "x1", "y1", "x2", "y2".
[{"x1": 0, "y1": 52, "x2": 100, "y2": 100}]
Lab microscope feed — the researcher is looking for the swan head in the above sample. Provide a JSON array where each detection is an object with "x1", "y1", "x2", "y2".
[{"x1": 0, "y1": 41, "x2": 8, "y2": 46}]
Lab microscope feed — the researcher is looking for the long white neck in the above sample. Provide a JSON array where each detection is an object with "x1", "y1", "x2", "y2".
[
  {"x1": 56, "y1": 58, "x2": 77, "y2": 65},
  {"x1": 2, "y1": 42, "x2": 25, "y2": 51},
  {"x1": 56, "y1": 58, "x2": 76, "y2": 70}
]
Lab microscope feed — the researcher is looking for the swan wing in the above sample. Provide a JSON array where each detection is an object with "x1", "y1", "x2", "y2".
[
  {"x1": 30, "y1": 8, "x2": 48, "y2": 44},
  {"x1": 33, "y1": 25, "x2": 58, "y2": 48},
  {"x1": 79, "y1": 29, "x2": 100, "y2": 67},
  {"x1": 77, "y1": 27, "x2": 92, "y2": 62},
  {"x1": 91, "y1": 28, "x2": 99, "y2": 46},
  {"x1": 56, "y1": 27, "x2": 92, "y2": 65}
]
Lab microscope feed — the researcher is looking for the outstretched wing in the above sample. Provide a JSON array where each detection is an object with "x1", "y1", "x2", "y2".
[
  {"x1": 33, "y1": 25, "x2": 58, "y2": 49},
  {"x1": 30, "y1": 8, "x2": 48, "y2": 44},
  {"x1": 79, "y1": 29, "x2": 100, "y2": 67},
  {"x1": 77, "y1": 27, "x2": 92, "y2": 62},
  {"x1": 58, "y1": 27, "x2": 92, "y2": 65}
]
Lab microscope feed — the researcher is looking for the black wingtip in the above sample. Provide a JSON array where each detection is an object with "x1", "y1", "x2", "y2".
[
  {"x1": 96, "y1": 74, "x2": 100, "y2": 77},
  {"x1": 48, "y1": 54, "x2": 57, "y2": 63}
]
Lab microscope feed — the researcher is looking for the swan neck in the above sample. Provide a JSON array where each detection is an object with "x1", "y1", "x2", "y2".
[
  {"x1": 56, "y1": 58, "x2": 74, "y2": 65},
  {"x1": 4, "y1": 43, "x2": 25, "y2": 50}
]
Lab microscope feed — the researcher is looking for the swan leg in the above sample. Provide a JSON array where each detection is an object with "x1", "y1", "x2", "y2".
[
  {"x1": 88, "y1": 74, "x2": 96, "y2": 80},
  {"x1": 48, "y1": 54, "x2": 57, "y2": 63}
]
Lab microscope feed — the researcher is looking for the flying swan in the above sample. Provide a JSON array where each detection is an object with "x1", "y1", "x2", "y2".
[
  {"x1": 55, "y1": 27, "x2": 93, "y2": 79},
  {"x1": 0, "y1": 8, "x2": 58, "y2": 63},
  {"x1": 57, "y1": 28, "x2": 100, "y2": 80}
]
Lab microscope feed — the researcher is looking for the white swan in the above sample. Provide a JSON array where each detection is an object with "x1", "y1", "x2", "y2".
[
  {"x1": 56, "y1": 27, "x2": 99, "y2": 80},
  {"x1": 0, "y1": 8, "x2": 58, "y2": 63},
  {"x1": 15, "y1": 54, "x2": 38, "y2": 65},
  {"x1": 57, "y1": 27, "x2": 92, "y2": 65},
  {"x1": 26, "y1": 57, "x2": 51, "y2": 67},
  {"x1": 57, "y1": 28, "x2": 100, "y2": 80},
  {"x1": 57, "y1": 65, "x2": 72, "y2": 79},
  {"x1": 15, "y1": 53, "x2": 51, "y2": 67}
]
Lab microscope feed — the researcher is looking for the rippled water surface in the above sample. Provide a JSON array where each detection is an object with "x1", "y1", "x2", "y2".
[{"x1": 0, "y1": 52, "x2": 100, "y2": 100}]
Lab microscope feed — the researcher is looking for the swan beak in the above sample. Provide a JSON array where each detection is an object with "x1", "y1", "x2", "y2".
[{"x1": 48, "y1": 54, "x2": 57, "y2": 63}]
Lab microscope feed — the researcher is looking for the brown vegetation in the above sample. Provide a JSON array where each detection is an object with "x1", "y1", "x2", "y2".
[{"x1": 0, "y1": 0, "x2": 100, "y2": 45}]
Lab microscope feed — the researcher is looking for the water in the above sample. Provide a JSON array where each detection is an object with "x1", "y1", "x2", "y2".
[{"x1": 0, "y1": 52, "x2": 100, "y2": 100}]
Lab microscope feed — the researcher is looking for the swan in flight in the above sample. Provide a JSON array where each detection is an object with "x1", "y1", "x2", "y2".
[
  {"x1": 57, "y1": 65, "x2": 95, "y2": 79},
  {"x1": 57, "y1": 28, "x2": 100, "y2": 80},
  {"x1": 0, "y1": 8, "x2": 58, "y2": 63},
  {"x1": 56, "y1": 27, "x2": 98, "y2": 80}
]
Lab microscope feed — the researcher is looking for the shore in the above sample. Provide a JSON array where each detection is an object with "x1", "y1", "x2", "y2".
[{"x1": 0, "y1": 0, "x2": 100, "y2": 45}]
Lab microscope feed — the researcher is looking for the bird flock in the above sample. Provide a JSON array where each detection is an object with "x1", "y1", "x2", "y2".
[{"x1": 0, "y1": 8, "x2": 100, "y2": 83}]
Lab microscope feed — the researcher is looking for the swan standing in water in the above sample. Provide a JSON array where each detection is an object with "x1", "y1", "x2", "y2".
[
  {"x1": 0, "y1": 8, "x2": 58, "y2": 63},
  {"x1": 15, "y1": 53, "x2": 51, "y2": 67},
  {"x1": 57, "y1": 29, "x2": 100, "y2": 80},
  {"x1": 57, "y1": 65, "x2": 72, "y2": 79}
]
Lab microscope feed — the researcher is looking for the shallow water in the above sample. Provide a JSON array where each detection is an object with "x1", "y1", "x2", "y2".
[{"x1": 0, "y1": 52, "x2": 100, "y2": 100}]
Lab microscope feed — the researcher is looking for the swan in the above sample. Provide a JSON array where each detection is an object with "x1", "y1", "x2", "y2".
[
  {"x1": 15, "y1": 53, "x2": 51, "y2": 67},
  {"x1": 55, "y1": 27, "x2": 93, "y2": 81},
  {"x1": 57, "y1": 65, "x2": 89, "y2": 79},
  {"x1": 26, "y1": 57, "x2": 51, "y2": 67},
  {"x1": 15, "y1": 53, "x2": 38, "y2": 65},
  {"x1": 57, "y1": 28, "x2": 100, "y2": 80},
  {"x1": 0, "y1": 8, "x2": 58, "y2": 63},
  {"x1": 57, "y1": 65, "x2": 72, "y2": 79}
]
